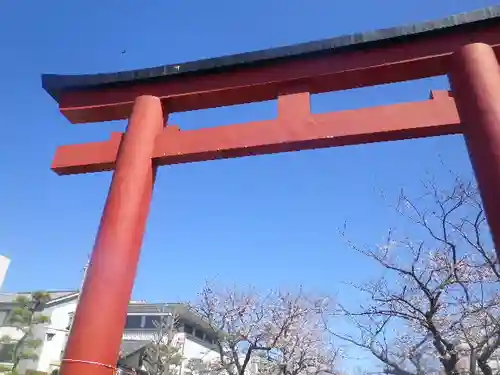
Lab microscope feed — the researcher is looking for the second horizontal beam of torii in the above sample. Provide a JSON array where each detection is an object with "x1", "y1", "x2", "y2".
[{"x1": 52, "y1": 90, "x2": 459, "y2": 175}]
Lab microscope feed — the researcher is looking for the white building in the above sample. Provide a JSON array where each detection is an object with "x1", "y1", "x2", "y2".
[
  {"x1": 0, "y1": 256, "x2": 10, "y2": 292},
  {"x1": 0, "y1": 291, "x2": 219, "y2": 374}
]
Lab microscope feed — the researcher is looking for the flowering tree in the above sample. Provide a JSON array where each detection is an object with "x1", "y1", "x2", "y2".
[
  {"x1": 187, "y1": 284, "x2": 339, "y2": 375},
  {"x1": 330, "y1": 177, "x2": 500, "y2": 375}
]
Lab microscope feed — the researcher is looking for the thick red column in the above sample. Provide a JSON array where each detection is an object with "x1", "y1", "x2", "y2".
[
  {"x1": 448, "y1": 43, "x2": 500, "y2": 254},
  {"x1": 60, "y1": 96, "x2": 164, "y2": 375}
]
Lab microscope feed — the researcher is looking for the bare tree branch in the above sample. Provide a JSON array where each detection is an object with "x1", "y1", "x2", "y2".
[{"x1": 330, "y1": 176, "x2": 500, "y2": 375}]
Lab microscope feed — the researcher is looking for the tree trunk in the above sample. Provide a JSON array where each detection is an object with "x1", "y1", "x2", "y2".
[
  {"x1": 469, "y1": 348, "x2": 477, "y2": 375},
  {"x1": 478, "y1": 358, "x2": 493, "y2": 375}
]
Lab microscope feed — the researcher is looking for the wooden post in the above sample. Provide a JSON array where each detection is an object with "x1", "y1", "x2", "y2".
[{"x1": 59, "y1": 96, "x2": 164, "y2": 375}]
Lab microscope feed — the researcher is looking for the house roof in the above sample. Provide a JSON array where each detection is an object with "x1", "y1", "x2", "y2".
[
  {"x1": 0, "y1": 292, "x2": 216, "y2": 335},
  {"x1": 0, "y1": 290, "x2": 78, "y2": 304},
  {"x1": 41, "y1": 5, "x2": 500, "y2": 101}
]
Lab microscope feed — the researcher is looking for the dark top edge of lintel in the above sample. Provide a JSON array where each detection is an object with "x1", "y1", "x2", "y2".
[{"x1": 41, "y1": 5, "x2": 500, "y2": 101}]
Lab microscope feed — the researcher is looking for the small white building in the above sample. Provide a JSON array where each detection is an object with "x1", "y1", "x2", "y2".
[
  {"x1": 0, "y1": 257, "x2": 10, "y2": 292},
  {"x1": 0, "y1": 291, "x2": 219, "y2": 374}
]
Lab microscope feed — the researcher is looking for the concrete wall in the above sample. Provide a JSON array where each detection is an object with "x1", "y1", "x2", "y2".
[
  {"x1": 182, "y1": 335, "x2": 218, "y2": 362},
  {"x1": 36, "y1": 300, "x2": 77, "y2": 373},
  {"x1": 181, "y1": 334, "x2": 219, "y2": 374}
]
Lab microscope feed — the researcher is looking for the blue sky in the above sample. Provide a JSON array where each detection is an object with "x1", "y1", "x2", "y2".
[{"x1": 0, "y1": 0, "x2": 495, "y2": 309}]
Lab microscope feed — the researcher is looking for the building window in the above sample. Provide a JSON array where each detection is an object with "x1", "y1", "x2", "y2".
[
  {"x1": 46, "y1": 333, "x2": 56, "y2": 341},
  {"x1": 144, "y1": 316, "x2": 162, "y2": 329},
  {"x1": 0, "y1": 343, "x2": 15, "y2": 363},
  {"x1": 0, "y1": 310, "x2": 10, "y2": 326},
  {"x1": 194, "y1": 329, "x2": 204, "y2": 340},
  {"x1": 183, "y1": 324, "x2": 194, "y2": 335},
  {"x1": 66, "y1": 313, "x2": 74, "y2": 330},
  {"x1": 205, "y1": 335, "x2": 215, "y2": 344},
  {"x1": 124, "y1": 315, "x2": 143, "y2": 329}
]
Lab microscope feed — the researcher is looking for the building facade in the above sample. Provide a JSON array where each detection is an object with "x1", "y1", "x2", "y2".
[
  {"x1": 0, "y1": 291, "x2": 219, "y2": 374},
  {"x1": 0, "y1": 257, "x2": 10, "y2": 292}
]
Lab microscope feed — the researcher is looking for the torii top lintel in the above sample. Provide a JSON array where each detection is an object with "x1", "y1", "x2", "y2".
[{"x1": 42, "y1": 6, "x2": 500, "y2": 124}]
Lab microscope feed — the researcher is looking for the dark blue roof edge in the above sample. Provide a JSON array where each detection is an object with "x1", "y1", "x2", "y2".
[{"x1": 41, "y1": 5, "x2": 500, "y2": 102}]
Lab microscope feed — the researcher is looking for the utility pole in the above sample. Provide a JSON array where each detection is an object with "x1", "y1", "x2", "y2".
[
  {"x1": 60, "y1": 256, "x2": 91, "y2": 362},
  {"x1": 74, "y1": 254, "x2": 91, "y2": 315}
]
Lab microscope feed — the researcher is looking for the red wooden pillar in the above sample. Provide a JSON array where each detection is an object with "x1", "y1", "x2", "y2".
[
  {"x1": 59, "y1": 96, "x2": 164, "y2": 375},
  {"x1": 448, "y1": 43, "x2": 500, "y2": 255}
]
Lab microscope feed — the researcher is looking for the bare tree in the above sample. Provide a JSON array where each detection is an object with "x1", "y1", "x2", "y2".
[
  {"x1": 330, "y1": 177, "x2": 500, "y2": 375},
  {"x1": 187, "y1": 284, "x2": 339, "y2": 375}
]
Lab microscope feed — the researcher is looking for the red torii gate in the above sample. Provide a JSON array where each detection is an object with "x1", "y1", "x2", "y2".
[{"x1": 43, "y1": 6, "x2": 500, "y2": 375}]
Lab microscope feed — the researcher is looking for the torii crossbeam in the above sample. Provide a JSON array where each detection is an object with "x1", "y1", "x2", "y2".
[
  {"x1": 52, "y1": 90, "x2": 459, "y2": 175},
  {"x1": 43, "y1": 6, "x2": 500, "y2": 375}
]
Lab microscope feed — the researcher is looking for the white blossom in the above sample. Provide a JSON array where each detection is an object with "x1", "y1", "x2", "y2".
[{"x1": 187, "y1": 285, "x2": 339, "y2": 375}]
